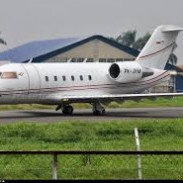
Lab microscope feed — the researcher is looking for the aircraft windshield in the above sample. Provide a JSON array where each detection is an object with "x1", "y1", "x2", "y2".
[{"x1": 1, "y1": 72, "x2": 18, "y2": 79}]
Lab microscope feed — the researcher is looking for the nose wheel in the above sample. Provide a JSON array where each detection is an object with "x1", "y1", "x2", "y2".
[{"x1": 62, "y1": 105, "x2": 74, "y2": 115}]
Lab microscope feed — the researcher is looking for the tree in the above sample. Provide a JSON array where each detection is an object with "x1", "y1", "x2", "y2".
[
  {"x1": 132, "y1": 33, "x2": 151, "y2": 50},
  {"x1": 114, "y1": 30, "x2": 178, "y2": 66},
  {"x1": 116, "y1": 30, "x2": 136, "y2": 47},
  {"x1": 115, "y1": 30, "x2": 151, "y2": 51},
  {"x1": 167, "y1": 43, "x2": 177, "y2": 66}
]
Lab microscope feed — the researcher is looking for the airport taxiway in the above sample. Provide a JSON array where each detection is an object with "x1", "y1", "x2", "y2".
[{"x1": 0, "y1": 107, "x2": 182, "y2": 123}]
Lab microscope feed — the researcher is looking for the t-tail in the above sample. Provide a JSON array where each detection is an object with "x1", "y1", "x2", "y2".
[{"x1": 136, "y1": 25, "x2": 183, "y2": 70}]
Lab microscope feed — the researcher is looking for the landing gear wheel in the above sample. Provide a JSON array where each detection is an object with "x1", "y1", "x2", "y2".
[
  {"x1": 62, "y1": 105, "x2": 73, "y2": 115},
  {"x1": 92, "y1": 102, "x2": 106, "y2": 116},
  {"x1": 93, "y1": 109, "x2": 105, "y2": 116},
  {"x1": 101, "y1": 109, "x2": 105, "y2": 115}
]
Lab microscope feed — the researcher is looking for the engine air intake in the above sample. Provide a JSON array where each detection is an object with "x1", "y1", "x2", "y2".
[
  {"x1": 109, "y1": 63, "x2": 120, "y2": 79},
  {"x1": 108, "y1": 62, "x2": 154, "y2": 83}
]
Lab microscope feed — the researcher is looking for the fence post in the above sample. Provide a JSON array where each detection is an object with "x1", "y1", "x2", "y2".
[
  {"x1": 52, "y1": 154, "x2": 58, "y2": 180},
  {"x1": 134, "y1": 128, "x2": 142, "y2": 180}
]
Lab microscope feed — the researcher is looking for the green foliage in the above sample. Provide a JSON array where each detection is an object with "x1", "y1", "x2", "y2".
[
  {"x1": 116, "y1": 30, "x2": 136, "y2": 47},
  {"x1": 108, "y1": 96, "x2": 183, "y2": 108},
  {"x1": 167, "y1": 43, "x2": 178, "y2": 65},
  {"x1": 114, "y1": 29, "x2": 177, "y2": 64},
  {"x1": 0, "y1": 119, "x2": 183, "y2": 151},
  {"x1": 0, "y1": 104, "x2": 55, "y2": 111},
  {"x1": 1, "y1": 119, "x2": 183, "y2": 179},
  {"x1": 132, "y1": 33, "x2": 151, "y2": 50},
  {"x1": 115, "y1": 30, "x2": 151, "y2": 51}
]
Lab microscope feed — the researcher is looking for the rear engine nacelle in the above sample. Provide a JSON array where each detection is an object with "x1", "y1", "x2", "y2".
[{"x1": 109, "y1": 62, "x2": 153, "y2": 83}]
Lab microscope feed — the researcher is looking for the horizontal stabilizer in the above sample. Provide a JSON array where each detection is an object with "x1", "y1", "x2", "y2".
[{"x1": 162, "y1": 25, "x2": 183, "y2": 32}]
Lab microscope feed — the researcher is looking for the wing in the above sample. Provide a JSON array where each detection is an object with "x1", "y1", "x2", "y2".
[{"x1": 58, "y1": 92, "x2": 183, "y2": 103}]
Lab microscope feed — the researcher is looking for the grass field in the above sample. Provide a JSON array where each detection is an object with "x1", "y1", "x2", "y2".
[
  {"x1": 1, "y1": 119, "x2": 183, "y2": 179},
  {"x1": 1, "y1": 119, "x2": 183, "y2": 151}
]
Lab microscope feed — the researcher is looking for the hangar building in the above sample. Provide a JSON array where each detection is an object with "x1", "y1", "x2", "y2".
[{"x1": 0, "y1": 35, "x2": 139, "y2": 63}]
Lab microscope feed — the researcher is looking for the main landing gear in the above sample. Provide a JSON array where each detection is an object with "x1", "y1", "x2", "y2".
[
  {"x1": 56, "y1": 102, "x2": 106, "y2": 116},
  {"x1": 56, "y1": 104, "x2": 74, "y2": 115},
  {"x1": 92, "y1": 102, "x2": 105, "y2": 116},
  {"x1": 62, "y1": 105, "x2": 73, "y2": 115}
]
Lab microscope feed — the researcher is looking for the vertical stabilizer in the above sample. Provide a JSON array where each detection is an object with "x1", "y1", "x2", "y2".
[{"x1": 136, "y1": 25, "x2": 183, "y2": 69}]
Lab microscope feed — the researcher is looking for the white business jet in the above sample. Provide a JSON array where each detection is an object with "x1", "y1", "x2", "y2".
[{"x1": 0, "y1": 25, "x2": 182, "y2": 115}]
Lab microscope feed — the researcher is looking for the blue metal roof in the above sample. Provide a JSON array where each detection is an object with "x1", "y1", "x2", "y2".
[
  {"x1": 0, "y1": 35, "x2": 139, "y2": 63},
  {"x1": 0, "y1": 37, "x2": 86, "y2": 63}
]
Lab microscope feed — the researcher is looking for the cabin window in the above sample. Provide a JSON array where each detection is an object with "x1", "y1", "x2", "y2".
[
  {"x1": 2, "y1": 72, "x2": 18, "y2": 79},
  {"x1": 107, "y1": 58, "x2": 115, "y2": 62},
  {"x1": 54, "y1": 76, "x2": 58, "y2": 81},
  {"x1": 80, "y1": 75, "x2": 83, "y2": 81},
  {"x1": 99, "y1": 58, "x2": 107, "y2": 62},
  {"x1": 86, "y1": 58, "x2": 94, "y2": 62},
  {"x1": 71, "y1": 75, "x2": 75, "y2": 81},
  {"x1": 88, "y1": 75, "x2": 92, "y2": 80},
  {"x1": 62, "y1": 76, "x2": 66, "y2": 81},
  {"x1": 45, "y1": 76, "x2": 49, "y2": 82}
]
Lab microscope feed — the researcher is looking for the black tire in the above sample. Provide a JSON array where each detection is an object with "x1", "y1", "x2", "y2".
[
  {"x1": 62, "y1": 106, "x2": 73, "y2": 115},
  {"x1": 101, "y1": 109, "x2": 105, "y2": 115},
  {"x1": 93, "y1": 109, "x2": 105, "y2": 116},
  {"x1": 93, "y1": 110, "x2": 100, "y2": 115}
]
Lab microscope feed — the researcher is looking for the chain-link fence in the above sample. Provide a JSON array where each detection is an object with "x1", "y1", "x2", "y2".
[{"x1": 0, "y1": 151, "x2": 183, "y2": 180}]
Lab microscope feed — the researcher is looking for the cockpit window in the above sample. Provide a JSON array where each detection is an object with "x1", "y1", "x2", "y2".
[{"x1": 1, "y1": 72, "x2": 18, "y2": 79}]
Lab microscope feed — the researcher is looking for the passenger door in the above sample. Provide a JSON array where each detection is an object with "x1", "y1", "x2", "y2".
[{"x1": 23, "y1": 64, "x2": 41, "y2": 96}]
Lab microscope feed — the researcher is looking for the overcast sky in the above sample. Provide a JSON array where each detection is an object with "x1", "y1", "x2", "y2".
[{"x1": 0, "y1": 0, "x2": 183, "y2": 63}]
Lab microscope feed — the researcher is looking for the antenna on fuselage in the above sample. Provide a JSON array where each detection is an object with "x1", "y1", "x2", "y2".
[
  {"x1": 67, "y1": 58, "x2": 72, "y2": 63},
  {"x1": 28, "y1": 58, "x2": 33, "y2": 63},
  {"x1": 83, "y1": 58, "x2": 87, "y2": 63}
]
